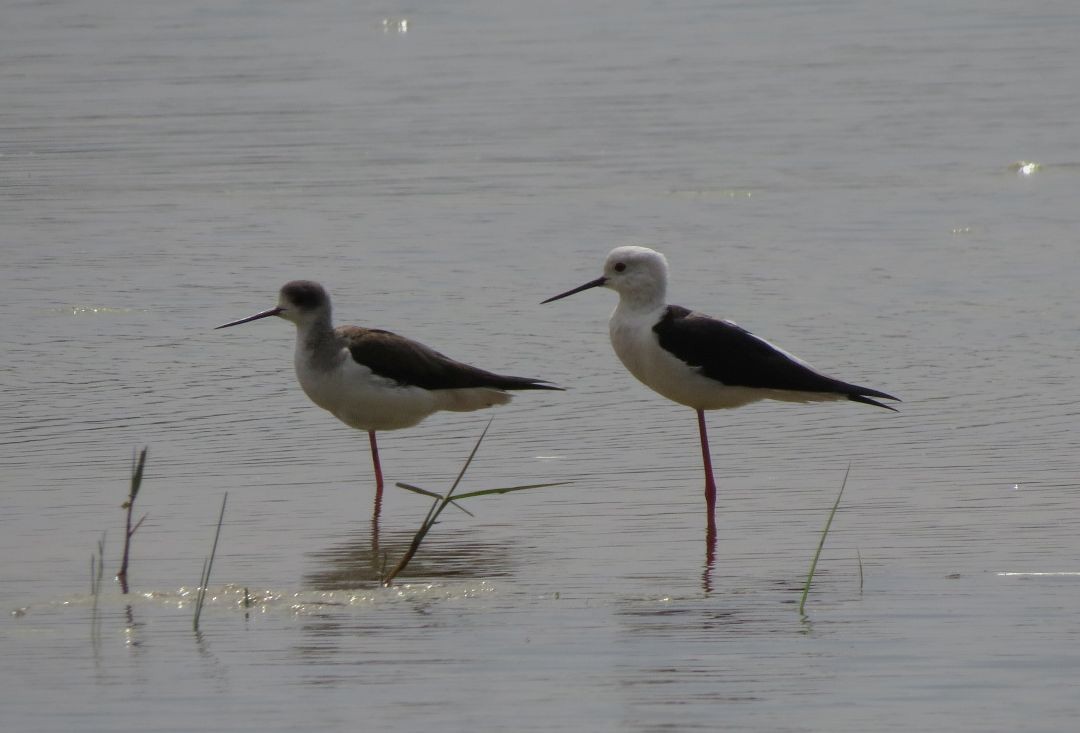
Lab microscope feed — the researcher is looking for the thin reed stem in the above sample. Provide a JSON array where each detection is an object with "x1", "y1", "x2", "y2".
[
  {"x1": 117, "y1": 447, "x2": 148, "y2": 593},
  {"x1": 798, "y1": 464, "x2": 851, "y2": 616},
  {"x1": 193, "y1": 492, "x2": 228, "y2": 631}
]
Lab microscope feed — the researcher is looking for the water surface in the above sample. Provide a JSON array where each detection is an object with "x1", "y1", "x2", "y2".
[{"x1": 3, "y1": 1, "x2": 1080, "y2": 731}]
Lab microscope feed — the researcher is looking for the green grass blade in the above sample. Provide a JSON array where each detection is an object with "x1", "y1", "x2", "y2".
[
  {"x1": 129, "y1": 447, "x2": 148, "y2": 503},
  {"x1": 452, "y1": 481, "x2": 571, "y2": 501},
  {"x1": 394, "y1": 482, "x2": 475, "y2": 517},
  {"x1": 445, "y1": 417, "x2": 494, "y2": 499},
  {"x1": 193, "y1": 492, "x2": 228, "y2": 631},
  {"x1": 395, "y1": 482, "x2": 445, "y2": 500},
  {"x1": 204, "y1": 492, "x2": 228, "y2": 584},
  {"x1": 382, "y1": 418, "x2": 574, "y2": 587},
  {"x1": 194, "y1": 557, "x2": 209, "y2": 629},
  {"x1": 798, "y1": 464, "x2": 850, "y2": 616},
  {"x1": 90, "y1": 531, "x2": 106, "y2": 597}
]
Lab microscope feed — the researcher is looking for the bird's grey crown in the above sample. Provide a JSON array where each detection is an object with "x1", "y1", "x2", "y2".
[{"x1": 281, "y1": 280, "x2": 328, "y2": 310}]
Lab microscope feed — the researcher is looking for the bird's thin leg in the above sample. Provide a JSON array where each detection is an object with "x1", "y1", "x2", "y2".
[
  {"x1": 368, "y1": 430, "x2": 384, "y2": 519},
  {"x1": 696, "y1": 409, "x2": 718, "y2": 539}
]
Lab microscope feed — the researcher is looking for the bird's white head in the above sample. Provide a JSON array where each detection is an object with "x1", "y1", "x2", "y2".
[
  {"x1": 601, "y1": 246, "x2": 668, "y2": 307},
  {"x1": 215, "y1": 279, "x2": 332, "y2": 331},
  {"x1": 542, "y1": 245, "x2": 669, "y2": 310}
]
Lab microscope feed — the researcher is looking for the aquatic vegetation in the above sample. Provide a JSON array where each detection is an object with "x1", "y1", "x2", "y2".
[
  {"x1": 90, "y1": 531, "x2": 106, "y2": 613},
  {"x1": 799, "y1": 464, "x2": 850, "y2": 616},
  {"x1": 382, "y1": 419, "x2": 568, "y2": 586},
  {"x1": 117, "y1": 447, "x2": 148, "y2": 594},
  {"x1": 193, "y1": 493, "x2": 228, "y2": 631}
]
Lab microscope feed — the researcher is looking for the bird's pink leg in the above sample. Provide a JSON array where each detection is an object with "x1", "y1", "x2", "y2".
[
  {"x1": 368, "y1": 430, "x2": 384, "y2": 520},
  {"x1": 697, "y1": 409, "x2": 718, "y2": 540}
]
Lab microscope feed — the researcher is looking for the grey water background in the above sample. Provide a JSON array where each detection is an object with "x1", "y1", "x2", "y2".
[{"x1": 3, "y1": 0, "x2": 1080, "y2": 730}]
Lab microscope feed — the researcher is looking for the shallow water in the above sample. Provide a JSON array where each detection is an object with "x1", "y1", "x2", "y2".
[{"x1": 3, "y1": 1, "x2": 1080, "y2": 730}]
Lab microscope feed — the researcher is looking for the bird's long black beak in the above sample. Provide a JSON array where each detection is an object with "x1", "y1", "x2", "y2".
[
  {"x1": 541, "y1": 276, "x2": 607, "y2": 304},
  {"x1": 215, "y1": 307, "x2": 285, "y2": 329}
]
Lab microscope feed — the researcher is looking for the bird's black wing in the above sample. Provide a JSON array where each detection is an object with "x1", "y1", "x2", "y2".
[
  {"x1": 339, "y1": 326, "x2": 560, "y2": 391},
  {"x1": 653, "y1": 306, "x2": 898, "y2": 409}
]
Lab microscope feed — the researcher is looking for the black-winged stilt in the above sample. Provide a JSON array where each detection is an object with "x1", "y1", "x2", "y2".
[
  {"x1": 218, "y1": 280, "x2": 561, "y2": 516},
  {"x1": 542, "y1": 246, "x2": 898, "y2": 537}
]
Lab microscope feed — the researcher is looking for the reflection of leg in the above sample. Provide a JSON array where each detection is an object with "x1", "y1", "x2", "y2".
[
  {"x1": 369, "y1": 430, "x2": 384, "y2": 520},
  {"x1": 696, "y1": 409, "x2": 718, "y2": 537},
  {"x1": 370, "y1": 506, "x2": 381, "y2": 577},
  {"x1": 702, "y1": 523, "x2": 716, "y2": 594}
]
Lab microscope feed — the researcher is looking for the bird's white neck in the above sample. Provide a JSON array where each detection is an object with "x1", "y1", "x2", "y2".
[
  {"x1": 610, "y1": 297, "x2": 665, "y2": 331},
  {"x1": 611, "y1": 274, "x2": 666, "y2": 313},
  {"x1": 294, "y1": 316, "x2": 340, "y2": 369},
  {"x1": 612, "y1": 284, "x2": 666, "y2": 318}
]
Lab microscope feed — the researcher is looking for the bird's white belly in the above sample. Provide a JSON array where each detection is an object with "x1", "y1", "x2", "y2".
[
  {"x1": 295, "y1": 349, "x2": 439, "y2": 431},
  {"x1": 294, "y1": 347, "x2": 514, "y2": 432}
]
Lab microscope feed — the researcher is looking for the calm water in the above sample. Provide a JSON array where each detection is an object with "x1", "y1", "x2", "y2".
[{"x1": 3, "y1": 0, "x2": 1080, "y2": 730}]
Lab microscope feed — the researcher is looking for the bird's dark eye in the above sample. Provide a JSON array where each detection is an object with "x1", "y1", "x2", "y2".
[{"x1": 614, "y1": 262, "x2": 626, "y2": 272}]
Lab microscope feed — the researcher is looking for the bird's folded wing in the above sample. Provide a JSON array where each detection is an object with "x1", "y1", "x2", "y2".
[
  {"x1": 339, "y1": 326, "x2": 557, "y2": 391},
  {"x1": 653, "y1": 306, "x2": 893, "y2": 401}
]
